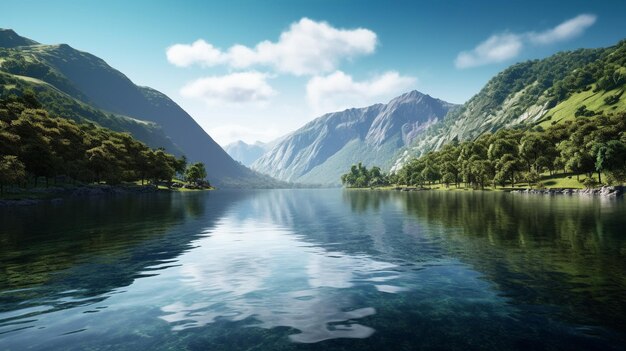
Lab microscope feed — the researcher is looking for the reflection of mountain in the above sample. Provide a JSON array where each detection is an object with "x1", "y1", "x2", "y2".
[
  {"x1": 0, "y1": 192, "x2": 249, "y2": 325},
  {"x1": 2, "y1": 190, "x2": 624, "y2": 350},
  {"x1": 341, "y1": 190, "x2": 626, "y2": 331}
]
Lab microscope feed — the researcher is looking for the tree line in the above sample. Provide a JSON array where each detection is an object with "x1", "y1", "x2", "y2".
[
  {"x1": 342, "y1": 112, "x2": 626, "y2": 189},
  {"x1": 0, "y1": 91, "x2": 208, "y2": 192}
]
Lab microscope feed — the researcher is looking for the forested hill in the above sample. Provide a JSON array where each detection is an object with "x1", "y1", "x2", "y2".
[
  {"x1": 392, "y1": 39, "x2": 626, "y2": 170},
  {"x1": 0, "y1": 92, "x2": 185, "y2": 189},
  {"x1": 0, "y1": 28, "x2": 279, "y2": 188}
]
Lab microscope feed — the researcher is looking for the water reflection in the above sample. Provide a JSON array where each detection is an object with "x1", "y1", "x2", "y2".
[
  {"x1": 0, "y1": 192, "x2": 244, "y2": 337},
  {"x1": 159, "y1": 218, "x2": 396, "y2": 342},
  {"x1": 341, "y1": 190, "x2": 626, "y2": 331},
  {"x1": 0, "y1": 189, "x2": 624, "y2": 350}
]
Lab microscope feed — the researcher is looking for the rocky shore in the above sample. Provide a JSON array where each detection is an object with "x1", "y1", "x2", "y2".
[
  {"x1": 0, "y1": 184, "x2": 161, "y2": 207},
  {"x1": 380, "y1": 185, "x2": 625, "y2": 198},
  {"x1": 510, "y1": 186, "x2": 624, "y2": 198}
]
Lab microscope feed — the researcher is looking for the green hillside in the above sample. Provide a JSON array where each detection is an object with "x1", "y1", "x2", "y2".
[
  {"x1": 0, "y1": 28, "x2": 281, "y2": 187},
  {"x1": 0, "y1": 92, "x2": 186, "y2": 191},
  {"x1": 344, "y1": 38, "x2": 626, "y2": 189},
  {"x1": 0, "y1": 70, "x2": 182, "y2": 154},
  {"x1": 392, "y1": 39, "x2": 626, "y2": 170}
]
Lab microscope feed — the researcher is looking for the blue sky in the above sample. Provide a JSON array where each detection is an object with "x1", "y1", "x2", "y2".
[{"x1": 2, "y1": 0, "x2": 626, "y2": 145}]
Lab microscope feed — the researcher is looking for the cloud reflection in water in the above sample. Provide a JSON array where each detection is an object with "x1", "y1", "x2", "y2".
[{"x1": 159, "y1": 217, "x2": 402, "y2": 343}]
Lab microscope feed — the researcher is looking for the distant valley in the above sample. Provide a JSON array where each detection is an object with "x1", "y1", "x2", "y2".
[{"x1": 224, "y1": 140, "x2": 274, "y2": 167}]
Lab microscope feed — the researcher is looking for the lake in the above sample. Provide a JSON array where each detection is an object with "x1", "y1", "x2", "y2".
[{"x1": 0, "y1": 189, "x2": 625, "y2": 350}]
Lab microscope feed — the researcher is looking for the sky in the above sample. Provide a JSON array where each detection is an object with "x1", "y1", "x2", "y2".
[{"x1": 2, "y1": 0, "x2": 626, "y2": 146}]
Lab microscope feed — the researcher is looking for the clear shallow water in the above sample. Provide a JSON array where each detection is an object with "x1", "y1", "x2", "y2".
[{"x1": 0, "y1": 189, "x2": 625, "y2": 350}]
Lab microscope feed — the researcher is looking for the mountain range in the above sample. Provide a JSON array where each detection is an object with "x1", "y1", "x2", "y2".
[
  {"x1": 251, "y1": 91, "x2": 457, "y2": 185},
  {"x1": 0, "y1": 29, "x2": 281, "y2": 188},
  {"x1": 2, "y1": 28, "x2": 624, "y2": 188},
  {"x1": 253, "y1": 39, "x2": 625, "y2": 184}
]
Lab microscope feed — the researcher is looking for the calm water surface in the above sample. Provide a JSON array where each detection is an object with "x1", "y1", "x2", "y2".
[{"x1": 0, "y1": 189, "x2": 625, "y2": 350}]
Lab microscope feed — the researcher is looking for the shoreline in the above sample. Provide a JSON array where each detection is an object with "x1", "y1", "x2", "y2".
[
  {"x1": 0, "y1": 183, "x2": 212, "y2": 207},
  {"x1": 348, "y1": 185, "x2": 625, "y2": 198}
]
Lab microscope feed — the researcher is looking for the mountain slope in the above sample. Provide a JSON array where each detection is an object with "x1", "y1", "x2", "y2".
[
  {"x1": 0, "y1": 29, "x2": 274, "y2": 187},
  {"x1": 0, "y1": 29, "x2": 38, "y2": 48},
  {"x1": 224, "y1": 140, "x2": 273, "y2": 166},
  {"x1": 252, "y1": 91, "x2": 457, "y2": 184},
  {"x1": 0, "y1": 70, "x2": 181, "y2": 155},
  {"x1": 391, "y1": 40, "x2": 626, "y2": 171}
]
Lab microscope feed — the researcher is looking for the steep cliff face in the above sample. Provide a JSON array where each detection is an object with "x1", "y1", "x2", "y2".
[{"x1": 252, "y1": 91, "x2": 457, "y2": 184}]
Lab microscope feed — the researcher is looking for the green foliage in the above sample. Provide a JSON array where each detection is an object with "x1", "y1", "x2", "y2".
[
  {"x1": 0, "y1": 60, "x2": 182, "y2": 157},
  {"x1": 348, "y1": 111, "x2": 626, "y2": 189},
  {"x1": 184, "y1": 162, "x2": 208, "y2": 185},
  {"x1": 575, "y1": 105, "x2": 595, "y2": 117},
  {"x1": 0, "y1": 93, "x2": 184, "y2": 186},
  {"x1": 604, "y1": 91, "x2": 623, "y2": 105},
  {"x1": 0, "y1": 155, "x2": 26, "y2": 193},
  {"x1": 406, "y1": 40, "x2": 626, "y2": 166},
  {"x1": 341, "y1": 163, "x2": 391, "y2": 188}
]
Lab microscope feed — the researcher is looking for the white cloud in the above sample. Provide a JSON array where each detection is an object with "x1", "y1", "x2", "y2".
[
  {"x1": 529, "y1": 14, "x2": 597, "y2": 45},
  {"x1": 455, "y1": 14, "x2": 597, "y2": 69},
  {"x1": 166, "y1": 40, "x2": 225, "y2": 67},
  {"x1": 166, "y1": 18, "x2": 377, "y2": 75},
  {"x1": 180, "y1": 71, "x2": 277, "y2": 105},
  {"x1": 455, "y1": 33, "x2": 523, "y2": 69},
  {"x1": 306, "y1": 70, "x2": 416, "y2": 114}
]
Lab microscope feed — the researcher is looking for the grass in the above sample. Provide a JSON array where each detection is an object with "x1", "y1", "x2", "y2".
[{"x1": 538, "y1": 84, "x2": 626, "y2": 129}]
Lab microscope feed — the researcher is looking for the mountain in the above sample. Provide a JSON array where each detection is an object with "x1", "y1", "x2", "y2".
[
  {"x1": 0, "y1": 29, "x2": 38, "y2": 48},
  {"x1": 0, "y1": 29, "x2": 278, "y2": 188},
  {"x1": 391, "y1": 40, "x2": 626, "y2": 171},
  {"x1": 224, "y1": 140, "x2": 272, "y2": 166},
  {"x1": 252, "y1": 91, "x2": 457, "y2": 184}
]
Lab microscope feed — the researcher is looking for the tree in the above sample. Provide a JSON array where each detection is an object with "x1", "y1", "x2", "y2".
[
  {"x1": 521, "y1": 170, "x2": 541, "y2": 188},
  {"x1": 174, "y1": 155, "x2": 187, "y2": 178},
  {"x1": 495, "y1": 154, "x2": 522, "y2": 187},
  {"x1": 421, "y1": 165, "x2": 440, "y2": 185},
  {"x1": 0, "y1": 156, "x2": 26, "y2": 194},
  {"x1": 148, "y1": 149, "x2": 176, "y2": 184},
  {"x1": 519, "y1": 134, "x2": 549, "y2": 172},
  {"x1": 185, "y1": 162, "x2": 207, "y2": 184},
  {"x1": 441, "y1": 172, "x2": 456, "y2": 188},
  {"x1": 594, "y1": 140, "x2": 626, "y2": 184}
]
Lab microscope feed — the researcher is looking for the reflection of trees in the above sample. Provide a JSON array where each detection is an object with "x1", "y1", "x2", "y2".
[
  {"x1": 343, "y1": 190, "x2": 392, "y2": 213},
  {"x1": 342, "y1": 190, "x2": 626, "y2": 331},
  {"x1": 0, "y1": 191, "x2": 247, "y2": 314}
]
